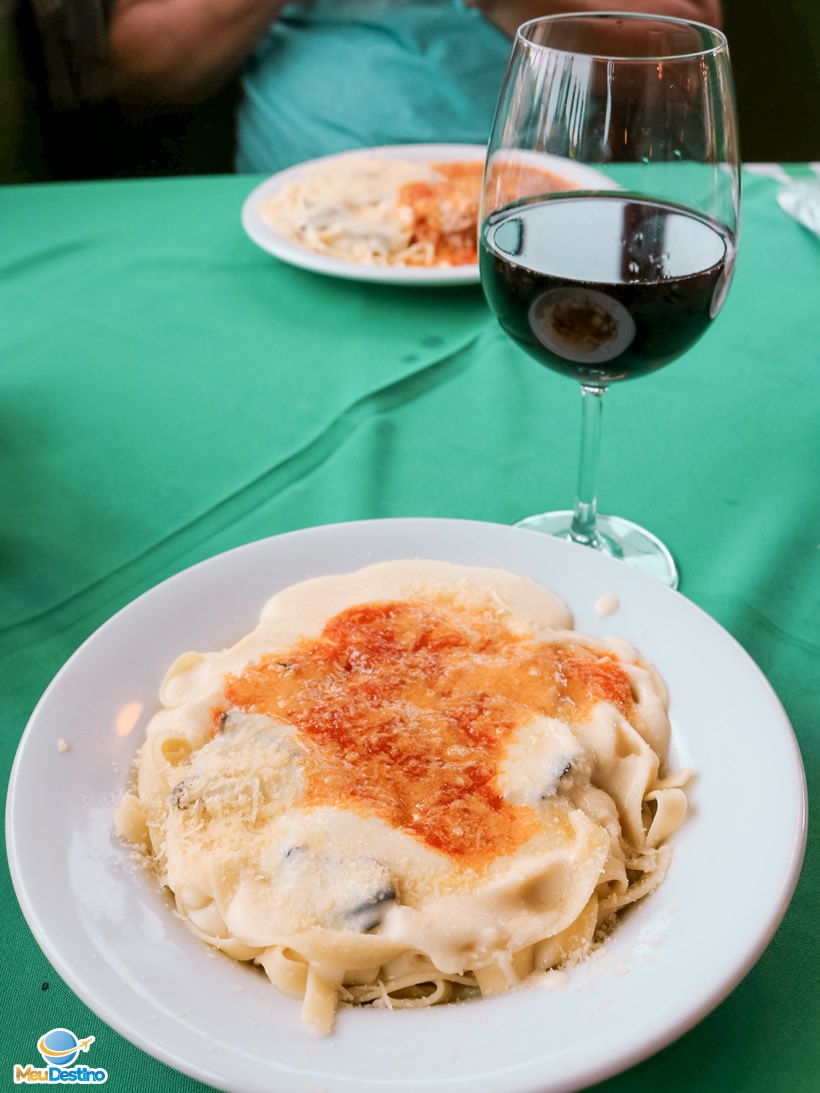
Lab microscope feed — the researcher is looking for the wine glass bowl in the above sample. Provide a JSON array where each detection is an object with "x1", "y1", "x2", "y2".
[{"x1": 479, "y1": 14, "x2": 740, "y2": 587}]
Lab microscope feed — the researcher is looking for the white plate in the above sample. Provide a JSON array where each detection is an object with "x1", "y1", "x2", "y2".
[
  {"x1": 7, "y1": 518, "x2": 806, "y2": 1093},
  {"x1": 240, "y1": 144, "x2": 615, "y2": 286}
]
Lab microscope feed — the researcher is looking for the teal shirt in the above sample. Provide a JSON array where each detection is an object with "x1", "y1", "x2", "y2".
[{"x1": 236, "y1": 0, "x2": 512, "y2": 173}]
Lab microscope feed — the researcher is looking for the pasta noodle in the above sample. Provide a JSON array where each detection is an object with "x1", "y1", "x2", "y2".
[
  {"x1": 260, "y1": 157, "x2": 447, "y2": 267},
  {"x1": 116, "y1": 560, "x2": 691, "y2": 1033},
  {"x1": 259, "y1": 155, "x2": 576, "y2": 268}
]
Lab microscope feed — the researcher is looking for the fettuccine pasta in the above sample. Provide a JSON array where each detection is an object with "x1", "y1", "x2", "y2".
[
  {"x1": 116, "y1": 561, "x2": 690, "y2": 1032},
  {"x1": 260, "y1": 156, "x2": 447, "y2": 266}
]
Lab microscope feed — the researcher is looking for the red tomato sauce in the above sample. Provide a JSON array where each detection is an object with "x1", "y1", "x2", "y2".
[{"x1": 220, "y1": 598, "x2": 634, "y2": 867}]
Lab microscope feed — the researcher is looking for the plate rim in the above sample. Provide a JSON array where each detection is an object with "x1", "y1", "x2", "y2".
[{"x1": 6, "y1": 517, "x2": 808, "y2": 1093}]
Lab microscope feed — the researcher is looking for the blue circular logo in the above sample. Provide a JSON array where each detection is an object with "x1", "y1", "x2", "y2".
[{"x1": 38, "y1": 1028, "x2": 80, "y2": 1067}]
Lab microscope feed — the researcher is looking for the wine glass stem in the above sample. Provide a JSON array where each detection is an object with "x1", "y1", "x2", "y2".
[{"x1": 570, "y1": 384, "x2": 606, "y2": 547}]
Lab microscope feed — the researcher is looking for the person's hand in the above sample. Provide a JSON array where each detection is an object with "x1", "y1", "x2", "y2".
[{"x1": 462, "y1": 0, "x2": 722, "y2": 38}]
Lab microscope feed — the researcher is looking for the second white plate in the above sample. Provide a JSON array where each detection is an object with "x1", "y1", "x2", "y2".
[
  {"x1": 6, "y1": 518, "x2": 807, "y2": 1093},
  {"x1": 240, "y1": 144, "x2": 614, "y2": 286}
]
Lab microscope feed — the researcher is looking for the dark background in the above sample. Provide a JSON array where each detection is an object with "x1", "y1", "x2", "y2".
[{"x1": 1, "y1": 0, "x2": 819, "y2": 184}]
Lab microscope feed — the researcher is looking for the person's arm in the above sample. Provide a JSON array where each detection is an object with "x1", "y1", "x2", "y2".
[
  {"x1": 467, "y1": 0, "x2": 723, "y2": 39},
  {"x1": 109, "y1": 0, "x2": 293, "y2": 104}
]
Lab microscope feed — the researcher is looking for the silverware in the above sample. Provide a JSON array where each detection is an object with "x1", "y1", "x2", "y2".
[{"x1": 747, "y1": 162, "x2": 820, "y2": 237}]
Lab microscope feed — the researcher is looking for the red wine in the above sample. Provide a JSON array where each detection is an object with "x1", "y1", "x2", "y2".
[{"x1": 480, "y1": 193, "x2": 735, "y2": 384}]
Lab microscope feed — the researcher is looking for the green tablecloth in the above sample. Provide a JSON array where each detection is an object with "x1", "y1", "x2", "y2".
[{"x1": 1, "y1": 167, "x2": 817, "y2": 1091}]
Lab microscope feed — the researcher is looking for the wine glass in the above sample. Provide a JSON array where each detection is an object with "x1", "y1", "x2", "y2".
[{"x1": 479, "y1": 13, "x2": 740, "y2": 588}]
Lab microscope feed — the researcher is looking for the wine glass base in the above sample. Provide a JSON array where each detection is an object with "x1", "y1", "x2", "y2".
[{"x1": 515, "y1": 510, "x2": 679, "y2": 589}]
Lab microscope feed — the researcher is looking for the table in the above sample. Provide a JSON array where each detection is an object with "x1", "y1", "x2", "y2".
[{"x1": 1, "y1": 167, "x2": 817, "y2": 1092}]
